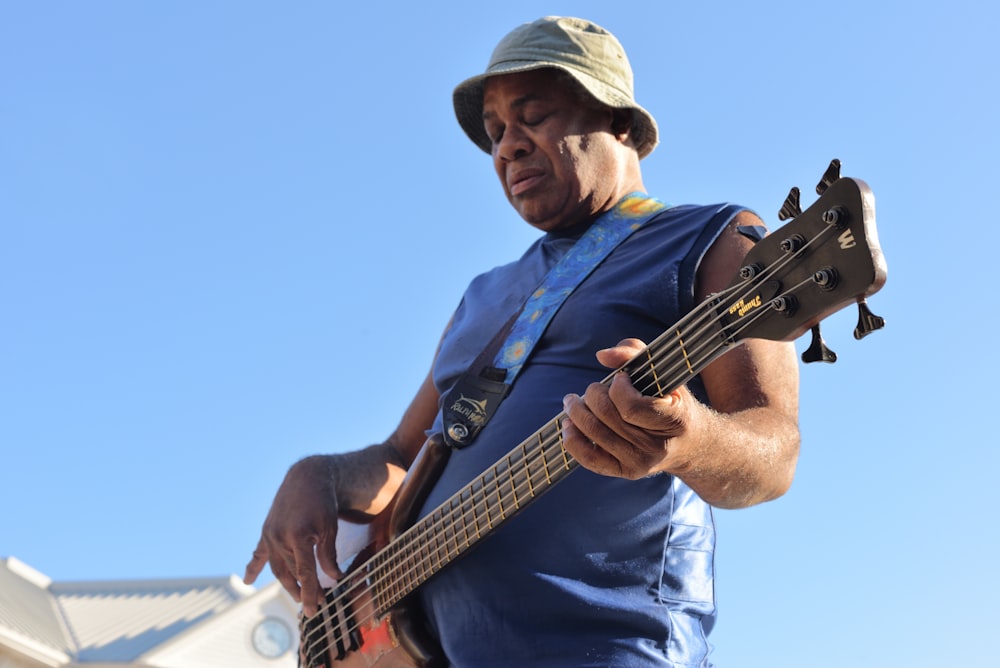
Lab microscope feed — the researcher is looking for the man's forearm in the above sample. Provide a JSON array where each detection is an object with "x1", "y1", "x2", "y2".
[
  {"x1": 327, "y1": 442, "x2": 409, "y2": 520},
  {"x1": 672, "y1": 406, "x2": 800, "y2": 509}
]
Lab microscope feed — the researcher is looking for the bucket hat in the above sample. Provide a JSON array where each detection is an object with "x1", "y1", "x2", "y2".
[{"x1": 453, "y1": 16, "x2": 659, "y2": 159}]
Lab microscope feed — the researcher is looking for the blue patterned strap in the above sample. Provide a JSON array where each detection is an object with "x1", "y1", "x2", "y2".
[
  {"x1": 442, "y1": 193, "x2": 670, "y2": 448},
  {"x1": 495, "y1": 193, "x2": 670, "y2": 381}
]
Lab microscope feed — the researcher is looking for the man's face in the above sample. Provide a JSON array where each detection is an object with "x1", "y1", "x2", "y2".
[{"x1": 482, "y1": 69, "x2": 624, "y2": 233}]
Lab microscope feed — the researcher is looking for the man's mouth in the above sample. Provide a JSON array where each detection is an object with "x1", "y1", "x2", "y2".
[{"x1": 508, "y1": 169, "x2": 545, "y2": 197}]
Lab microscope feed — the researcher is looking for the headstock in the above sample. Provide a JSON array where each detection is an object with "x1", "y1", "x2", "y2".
[{"x1": 719, "y1": 160, "x2": 888, "y2": 362}]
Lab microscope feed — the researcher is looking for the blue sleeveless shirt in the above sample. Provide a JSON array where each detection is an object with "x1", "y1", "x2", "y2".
[{"x1": 418, "y1": 202, "x2": 745, "y2": 667}]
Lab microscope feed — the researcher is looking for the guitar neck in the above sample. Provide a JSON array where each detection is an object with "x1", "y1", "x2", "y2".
[
  {"x1": 305, "y1": 170, "x2": 887, "y2": 667},
  {"x1": 359, "y1": 294, "x2": 734, "y2": 613}
]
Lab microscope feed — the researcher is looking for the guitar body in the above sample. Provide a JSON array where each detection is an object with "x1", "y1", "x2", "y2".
[
  {"x1": 312, "y1": 596, "x2": 432, "y2": 668},
  {"x1": 297, "y1": 164, "x2": 888, "y2": 668},
  {"x1": 300, "y1": 436, "x2": 451, "y2": 668},
  {"x1": 314, "y1": 574, "x2": 415, "y2": 668}
]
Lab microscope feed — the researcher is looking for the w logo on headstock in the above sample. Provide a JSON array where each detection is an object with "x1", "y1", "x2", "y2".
[{"x1": 838, "y1": 229, "x2": 857, "y2": 250}]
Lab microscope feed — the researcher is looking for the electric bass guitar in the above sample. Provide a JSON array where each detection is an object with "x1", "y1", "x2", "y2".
[{"x1": 297, "y1": 160, "x2": 888, "y2": 667}]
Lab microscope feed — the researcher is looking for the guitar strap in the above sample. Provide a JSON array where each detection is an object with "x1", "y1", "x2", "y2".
[{"x1": 442, "y1": 193, "x2": 671, "y2": 448}]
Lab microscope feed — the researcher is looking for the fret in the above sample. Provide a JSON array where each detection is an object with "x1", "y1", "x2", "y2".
[
  {"x1": 434, "y1": 508, "x2": 448, "y2": 570},
  {"x1": 470, "y1": 481, "x2": 484, "y2": 539},
  {"x1": 494, "y1": 465, "x2": 507, "y2": 520},
  {"x1": 417, "y1": 526, "x2": 431, "y2": 586},
  {"x1": 540, "y1": 431, "x2": 552, "y2": 484},
  {"x1": 381, "y1": 531, "x2": 397, "y2": 592},
  {"x1": 402, "y1": 536, "x2": 416, "y2": 596},
  {"x1": 401, "y1": 551, "x2": 415, "y2": 605},
  {"x1": 558, "y1": 430, "x2": 572, "y2": 470},
  {"x1": 381, "y1": 547, "x2": 396, "y2": 604},
  {"x1": 481, "y1": 472, "x2": 496, "y2": 530},
  {"x1": 431, "y1": 517, "x2": 443, "y2": 573},
  {"x1": 507, "y1": 455, "x2": 521, "y2": 509},
  {"x1": 387, "y1": 569, "x2": 399, "y2": 606},
  {"x1": 424, "y1": 519, "x2": 436, "y2": 579},
  {"x1": 525, "y1": 440, "x2": 546, "y2": 497},
  {"x1": 379, "y1": 556, "x2": 400, "y2": 610},
  {"x1": 370, "y1": 558, "x2": 386, "y2": 613},
  {"x1": 448, "y1": 496, "x2": 464, "y2": 557},
  {"x1": 674, "y1": 327, "x2": 695, "y2": 376},
  {"x1": 405, "y1": 534, "x2": 420, "y2": 592},
  {"x1": 520, "y1": 441, "x2": 536, "y2": 497},
  {"x1": 413, "y1": 526, "x2": 428, "y2": 584},
  {"x1": 645, "y1": 346, "x2": 665, "y2": 395},
  {"x1": 443, "y1": 499, "x2": 457, "y2": 562},
  {"x1": 459, "y1": 488, "x2": 473, "y2": 549},
  {"x1": 388, "y1": 552, "x2": 402, "y2": 608},
  {"x1": 511, "y1": 434, "x2": 535, "y2": 505},
  {"x1": 403, "y1": 543, "x2": 417, "y2": 593}
]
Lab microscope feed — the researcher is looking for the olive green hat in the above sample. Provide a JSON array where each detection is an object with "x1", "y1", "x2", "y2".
[{"x1": 453, "y1": 16, "x2": 659, "y2": 159}]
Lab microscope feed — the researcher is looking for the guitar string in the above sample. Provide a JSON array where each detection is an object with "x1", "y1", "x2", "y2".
[
  {"x1": 303, "y1": 219, "x2": 832, "y2": 635},
  {"x1": 299, "y1": 234, "x2": 823, "y2": 662},
  {"x1": 297, "y1": 278, "x2": 748, "y2": 660},
  {"x1": 298, "y1": 277, "x2": 750, "y2": 659},
  {"x1": 300, "y1": 222, "x2": 833, "y2": 660},
  {"x1": 301, "y1": 287, "x2": 807, "y2": 663},
  {"x1": 299, "y1": 226, "x2": 827, "y2": 661}
]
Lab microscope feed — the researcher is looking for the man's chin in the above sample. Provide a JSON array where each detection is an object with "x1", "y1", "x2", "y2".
[{"x1": 511, "y1": 199, "x2": 557, "y2": 231}]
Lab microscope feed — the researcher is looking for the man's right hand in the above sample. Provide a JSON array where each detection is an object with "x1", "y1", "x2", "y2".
[{"x1": 244, "y1": 455, "x2": 343, "y2": 617}]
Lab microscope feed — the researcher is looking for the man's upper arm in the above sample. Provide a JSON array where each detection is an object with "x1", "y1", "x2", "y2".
[
  {"x1": 389, "y1": 367, "x2": 442, "y2": 467},
  {"x1": 695, "y1": 211, "x2": 800, "y2": 418}
]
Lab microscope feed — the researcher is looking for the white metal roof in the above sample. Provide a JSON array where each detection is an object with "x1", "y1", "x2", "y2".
[
  {"x1": 0, "y1": 556, "x2": 298, "y2": 667},
  {"x1": 51, "y1": 574, "x2": 254, "y2": 662},
  {"x1": 0, "y1": 557, "x2": 71, "y2": 663}
]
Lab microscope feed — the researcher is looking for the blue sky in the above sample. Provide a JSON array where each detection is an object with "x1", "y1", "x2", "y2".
[{"x1": 2, "y1": 1, "x2": 997, "y2": 666}]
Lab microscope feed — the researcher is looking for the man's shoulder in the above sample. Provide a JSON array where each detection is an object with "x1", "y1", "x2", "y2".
[
  {"x1": 655, "y1": 201, "x2": 749, "y2": 221},
  {"x1": 638, "y1": 202, "x2": 751, "y2": 242},
  {"x1": 464, "y1": 235, "x2": 549, "y2": 293}
]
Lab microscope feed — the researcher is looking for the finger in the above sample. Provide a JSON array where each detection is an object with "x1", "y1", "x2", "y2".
[
  {"x1": 560, "y1": 416, "x2": 624, "y2": 476},
  {"x1": 564, "y1": 389, "x2": 629, "y2": 445},
  {"x1": 293, "y1": 541, "x2": 323, "y2": 617},
  {"x1": 595, "y1": 338, "x2": 647, "y2": 368},
  {"x1": 316, "y1": 531, "x2": 344, "y2": 583},
  {"x1": 243, "y1": 539, "x2": 269, "y2": 585},
  {"x1": 268, "y1": 550, "x2": 304, "y2": 605},
  {"x1": 563, "y1": 390, "x2": 644, "y2": 471},
  {"x1": 608, "y1": 373, "x2": 684, "y2": 434}
]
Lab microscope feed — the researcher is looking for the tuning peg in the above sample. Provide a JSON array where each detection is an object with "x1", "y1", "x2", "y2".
[
  {"x1": 778, "y1": 186, "x2": 802, "y2": 221},
  {"x1": 736, "y1": 224, "x2": 768, "y2": 242},
  {"x1": 853, "y1": 298, "x2": 886, "y2": 339},
  {"x1": 802, "y1": 324, "x2": 837, "y2": 364},
  {"x1": 815, "y1": 158, "x2": 842, "y2": 195}
]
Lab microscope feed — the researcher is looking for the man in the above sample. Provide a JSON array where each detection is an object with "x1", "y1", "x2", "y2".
[{"x1": 245, "y1": 16, "x2": 800, "y2": 667}]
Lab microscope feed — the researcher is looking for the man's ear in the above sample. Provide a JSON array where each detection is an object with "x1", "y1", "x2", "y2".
[{"x1": 610, "y1": 109, "x2": 633, "y2": 140}]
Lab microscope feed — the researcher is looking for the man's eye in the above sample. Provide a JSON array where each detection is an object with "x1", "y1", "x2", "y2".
[
  {"x1": 486, "y1": 126, "x2": 504, "y2": 144},
  {"x1": 524, "y1": 112, "x2": 549, "y2": 127}
]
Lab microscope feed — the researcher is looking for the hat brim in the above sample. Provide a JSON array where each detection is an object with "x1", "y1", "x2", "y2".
[{"x1": 453, "y1": 62, "x2": 659, "y2": 159}]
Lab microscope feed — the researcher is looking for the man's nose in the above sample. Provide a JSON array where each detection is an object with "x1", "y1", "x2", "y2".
[{"x1": 496, "y1": 125, "x2": 532, "y2": 162}]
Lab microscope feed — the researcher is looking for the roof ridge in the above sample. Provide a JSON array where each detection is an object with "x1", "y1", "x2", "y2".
[
  {"x1": 0, "y1": 556, "x2": 75, "y2": 656},
  {"x1": 2, "y1": 556, "x2": 52, "y2": 588},
  {"x1": 50, "y1": 573, "x2": 256, "y2": 595}
]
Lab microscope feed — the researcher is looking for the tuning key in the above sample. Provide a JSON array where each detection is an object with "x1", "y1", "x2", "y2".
[
  {"x1": 815, "y1": 158, "x2": 842, "y2": 195},
  {"x1": 853, "y1": 298, "x2": 886, "y2": 339},
  {"x1": 778, "y1": 186, "x2": 802, "y2": 220},
  {"x1": 802, "y1": 324, "x2": 838, "y2": 364}
]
